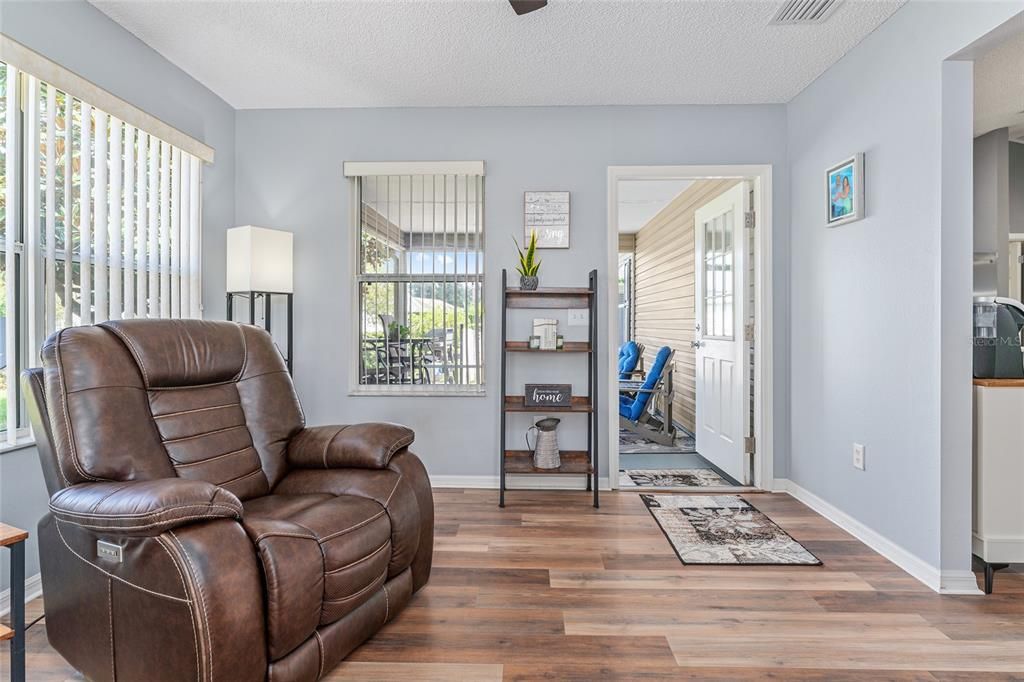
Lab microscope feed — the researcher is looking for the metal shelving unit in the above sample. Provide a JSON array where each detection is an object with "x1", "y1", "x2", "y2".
[{"x1": 499, "y1": 268, "x2": 599, "y2": 508}]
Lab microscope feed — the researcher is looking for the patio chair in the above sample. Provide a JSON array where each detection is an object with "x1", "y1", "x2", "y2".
[
  {"x1": 619, "y1": 345, "x2": 677, "y2": 446},
  {"x1": 618, "y1": 340, "x2": 646, "y2": 380},
  {"x1": 420, "y1": 328, "x2": 456, "y2": 384}
]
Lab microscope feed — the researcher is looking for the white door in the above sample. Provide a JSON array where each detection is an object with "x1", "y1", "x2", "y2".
[{"x1": 694, "y1": 182, "x2": 750, "y2": 484}]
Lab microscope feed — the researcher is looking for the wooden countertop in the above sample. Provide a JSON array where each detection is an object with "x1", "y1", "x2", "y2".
[{"x1": 973, "y1": 378, "x2": 1024, "y2": 387}]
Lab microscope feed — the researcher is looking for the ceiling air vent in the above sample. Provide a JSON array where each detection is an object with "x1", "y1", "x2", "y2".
[{"x1": 770, "y1": 0, "x2": 842, "y2": 25}]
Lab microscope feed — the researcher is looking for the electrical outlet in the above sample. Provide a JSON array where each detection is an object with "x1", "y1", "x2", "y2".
[
  {"x1": 567, "y1": 309, "x2": 589, "y2": 326},
  {"x1": 852, "y1": 443, "x2": 865, "y2": 471}
]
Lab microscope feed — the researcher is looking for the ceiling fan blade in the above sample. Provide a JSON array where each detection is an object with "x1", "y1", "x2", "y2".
[{"x1": 509, "y1": 0, "x2": 547, "y2": 16}]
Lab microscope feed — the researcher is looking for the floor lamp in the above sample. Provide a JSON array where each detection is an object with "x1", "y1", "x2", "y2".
[{"x1": 226, "y1": 225, "x2": 294, "y2": 373}]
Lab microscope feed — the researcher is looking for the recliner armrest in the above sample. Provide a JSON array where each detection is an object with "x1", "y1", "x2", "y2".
[
  {"x1": 49, "y1": 478, "x2": 243, "y2": 536},
  {"x1": 288, "y1": 423, "x2": 415, "y2": 470}
]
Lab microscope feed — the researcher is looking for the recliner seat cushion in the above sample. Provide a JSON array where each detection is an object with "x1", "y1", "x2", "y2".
[{"x1": 242, "y1": 493, "x2": 392, "y2": 660}]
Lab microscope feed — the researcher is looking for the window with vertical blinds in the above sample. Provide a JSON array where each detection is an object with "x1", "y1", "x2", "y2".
[
  {"x1": 0, "y1": 61, "x2": 204, "y2": 443},
  {"x1": 346, "y1": 163, "x2": 485, "y2": 394}
]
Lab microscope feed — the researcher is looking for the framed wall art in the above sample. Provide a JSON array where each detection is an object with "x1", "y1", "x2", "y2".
[
  {"x1": 825, "y1": 153, "x2": 865, "y2": 227},
  {"x1": 524, "y1": 191, "x2": 570, "y2": 248}
]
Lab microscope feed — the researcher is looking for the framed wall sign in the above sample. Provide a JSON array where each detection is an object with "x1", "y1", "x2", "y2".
[
  {"x1": 524, "y1": 383, "x2": 572, "y2": 407},
  {"x1": 825, "y1": 153, "x2": 865, "y2": 227},
  {"x1": 525, "y1": 191, "x2": 570, "y2": 248}
]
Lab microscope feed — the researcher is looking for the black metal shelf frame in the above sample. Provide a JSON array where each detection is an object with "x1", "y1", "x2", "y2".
[{"x1": 499, "y1": 268, "x2": 599, "y2": 508}]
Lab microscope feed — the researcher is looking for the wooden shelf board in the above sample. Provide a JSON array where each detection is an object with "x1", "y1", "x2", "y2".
[
  {"x1": 0, "y1": 523, "x2": 28, "y2": 548},
  {"x1": 505, "y1": 287, "x2": 593, "y2": 295},
  {"x1": 503, "y1": 396, "x2": 592, "y2": 413},
  {"x1": 504, "y1": 450, "x2": 593, "y2": 474},
  {"x1": 0, "y1": 624, "x2": 12, "y2": 642},
  {"x1": 505, "y1": 341, "x2": 591, "y2": 353}
]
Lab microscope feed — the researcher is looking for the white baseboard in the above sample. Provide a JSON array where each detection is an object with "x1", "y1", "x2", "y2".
[
  {"x1": 940, "y1": 570, "x2": 984, "y2": 595},
  {"x1": 0, "y1": 572, "x2": 42, "y2": 618},
  {"x1": 431, "y1": 474, "x2": 611, "y2": 490},
  {"x1": 775, "y1": 479, "x2": 980, "y2": 594}
]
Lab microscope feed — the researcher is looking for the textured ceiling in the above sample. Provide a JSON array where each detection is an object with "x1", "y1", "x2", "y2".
[
  {"x1": 974, "y1": 26, "x2": 1024, "y2": 141},
  {"x1": 89, "y1": 0, "x2": 905, "y2": 109},
  {"x1": 618, "y1": 179, "x2": 693, "y2": 233}
]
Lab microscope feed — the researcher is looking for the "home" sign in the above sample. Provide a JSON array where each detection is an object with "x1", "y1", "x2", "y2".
[{"x1": 524, "y1": 384, "x2": 572, "y2": 407}]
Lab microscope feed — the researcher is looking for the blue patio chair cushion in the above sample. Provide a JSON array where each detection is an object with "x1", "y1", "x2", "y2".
[
  {"x1": 618, "y1": 341, "x2": 642, "y2": 380},
  {"x1": 619, "y1": 346, "x2": 671, "y2": 422}
]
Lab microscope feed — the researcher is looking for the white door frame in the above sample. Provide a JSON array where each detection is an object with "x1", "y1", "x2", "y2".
[{"x1": 606, "y1": 164, "x2": 774, "y2": 490}]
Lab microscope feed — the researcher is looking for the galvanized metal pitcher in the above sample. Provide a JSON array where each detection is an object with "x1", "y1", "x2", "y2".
[{"x1": 526, "y1": 417, "x2": 561, "y2": 469}]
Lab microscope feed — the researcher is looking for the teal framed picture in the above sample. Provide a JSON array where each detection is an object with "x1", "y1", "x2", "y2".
[{"x1": 826, "y1": 153, "x2": 864, "y2": 227}]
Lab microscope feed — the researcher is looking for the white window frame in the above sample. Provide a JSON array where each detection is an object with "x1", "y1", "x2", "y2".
[{"x1": 345, "y1": 161, "x2": 486, "y2": 397}]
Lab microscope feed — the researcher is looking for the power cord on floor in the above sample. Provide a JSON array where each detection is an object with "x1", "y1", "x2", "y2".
[{"x1": 26, "y1": 613, "x2": 44, "y2": 630}]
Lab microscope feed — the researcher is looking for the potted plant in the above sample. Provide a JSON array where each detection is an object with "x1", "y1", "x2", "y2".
[
  {"x1": 513, "y1": 230, "x2": 541, "y2": 290},
  {"x1": 386, "y1": 320, "x2": 410, "y2": 342}
]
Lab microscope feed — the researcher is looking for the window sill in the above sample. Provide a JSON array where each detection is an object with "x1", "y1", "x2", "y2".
[
  {"x1": 349, "y1": 387, "x2": 487, "y2": 398},
  {"x1": 0, "y1": 432, "x2": 36, "y2": 455}
]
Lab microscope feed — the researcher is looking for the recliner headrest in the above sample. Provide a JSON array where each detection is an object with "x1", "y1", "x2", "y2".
[{"x1": 100, "y1": 319, "x2": 246, "y2": 388}]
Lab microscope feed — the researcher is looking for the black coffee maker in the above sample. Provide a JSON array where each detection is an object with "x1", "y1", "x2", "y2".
[{"x1": 974, "y1": 297, "x2": 1024, "y2": 379}]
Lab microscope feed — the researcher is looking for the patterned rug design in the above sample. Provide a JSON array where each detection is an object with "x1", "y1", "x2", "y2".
[
  {"x1": 641, "y1": 494, "x2": 822, "y2": 566},
  {"x1": 619, "y1": 428, "x2": 696, "y2": 454},
  {"x1": 619, "y1": 469, "x2": 729, "y2": 488}
]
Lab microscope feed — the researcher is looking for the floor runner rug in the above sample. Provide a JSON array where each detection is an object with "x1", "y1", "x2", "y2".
[{"x1": 641, "y1": 494, "x2": 822, "y2": 566}]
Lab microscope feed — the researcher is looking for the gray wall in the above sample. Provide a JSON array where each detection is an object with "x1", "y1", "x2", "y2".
[
  {"x1": 974, "y1": 128, "x2": 1010, "y2": 297},
  {"x1": 787, "y1": 1, "x2": 1022, "y2": 573},
  {"x1": 0, "y1": 0, "x2": 235, "y2": 591},
  {"x1": 1012, "y1": 141, "x2": 1024, "y2": 236},
  {"x1": 233, "y1": 105, "x2": 790, "y2": 484}
]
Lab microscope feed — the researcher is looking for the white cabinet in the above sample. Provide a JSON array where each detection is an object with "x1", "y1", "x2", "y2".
[{"x1": 973, "y1": 381, "x2": 1024, "y2": 591}]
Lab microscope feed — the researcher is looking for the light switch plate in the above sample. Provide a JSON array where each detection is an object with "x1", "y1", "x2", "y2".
[
  {"x1": 568, "y1": 309, "x2": 589, "y2": 326},
  {"x1": 852, "y1": 443, "x2": 865, "y2": 471}
]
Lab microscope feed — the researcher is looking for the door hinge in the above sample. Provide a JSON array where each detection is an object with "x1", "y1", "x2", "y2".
[
  {"x1": 744, "y1": 436, "x2": 756, "y2": 454},
  {"x1": 744, "y1": 323, "x2": 755, "y2": 343},
  {"x1": 744, "y1": 211, "x2": 756, "y2": 229}
]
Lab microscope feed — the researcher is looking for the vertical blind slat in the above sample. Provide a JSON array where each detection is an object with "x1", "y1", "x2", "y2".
[
  {"x1": 135, "y1": 132, "x2": 148, "y2": 318},
  {"x1": 109, "y1": 117, "x2": 122, "y2": 321},
  {"x1": 147, "y1": 136, "x2": 159, "y2": 318},
  {"x1": 80, "y1": 103, "x2": 92, "y2": 325},
  {"x1": 170, "y1": 147, "x2": 181, "y2": 318},
  {"x1": 44, "y1": 85, "x2": 56, "y2": 336},
  {"x1": 24, "y1": 77, "x2": 40, "y2": 358},
  {"x1": 62, "y1": 93, "x2": 73, "y2": 329},
  {"x1": 159, "y1": 140, "x2": 170, "y2": 318},
  {"x1": 93, "y1": 110, "x2": 108, "y2": 323},
  {"x1": 122, "y1": 124, "x2": 135, "y2": 319},
  {"x1": 189, "y1": 155, "x2": 201, "y2": 318},
  {"x1": 180, "y1": 154, "x2": 190, "y2": 318},
  {"x1": 4, "y1": 66, "x2": 20, "y2": 442}
]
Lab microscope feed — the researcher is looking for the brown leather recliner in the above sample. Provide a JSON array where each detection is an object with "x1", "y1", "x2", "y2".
[{"x1": 22, "y1": 319, "x2": 434, "y2": 682}]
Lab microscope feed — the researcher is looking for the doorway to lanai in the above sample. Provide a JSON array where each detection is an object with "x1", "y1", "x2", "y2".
[{"x1": 608, "y1": 166, "x2": 773, "y2": 491}]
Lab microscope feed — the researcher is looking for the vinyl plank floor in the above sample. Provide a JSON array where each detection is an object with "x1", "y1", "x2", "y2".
[{"x1": 7, "y1": 488, "x2": 1024, "y2": 680}]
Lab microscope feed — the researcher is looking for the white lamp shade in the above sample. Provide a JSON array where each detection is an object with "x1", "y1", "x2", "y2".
[{"x1": 226, "y1": 226, "x2": 294, "y2": 293}]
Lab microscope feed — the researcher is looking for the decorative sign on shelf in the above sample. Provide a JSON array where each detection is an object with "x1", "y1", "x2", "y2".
[
  {"x1": 524, "y1": 191, "x2": 570, "y2": 248},
  {"x1": 524, "y1": 383, "x2": 573, "y2": 407}
]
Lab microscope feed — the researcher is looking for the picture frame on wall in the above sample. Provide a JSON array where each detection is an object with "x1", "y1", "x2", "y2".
[
  {"x1": 825, "y1": 153, "x2": 865, "y2": 227},
  {"x1": 525, "y1": 191, "x2": 570, "y2": 248}
]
